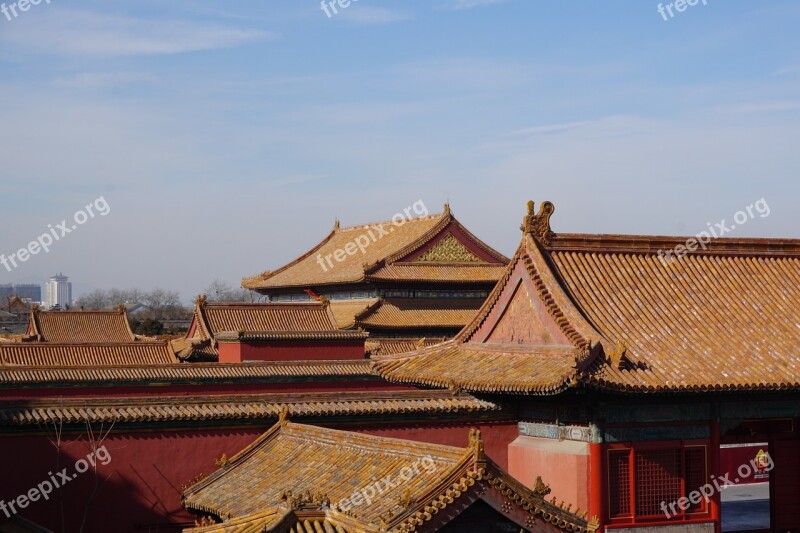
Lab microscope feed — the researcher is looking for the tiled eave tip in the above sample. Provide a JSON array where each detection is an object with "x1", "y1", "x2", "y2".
[
  {"x1": 0, "y1": 360, "x2": 378, "y2": 387},
  {"x1": 585, "y1": 377, "x2": 800, "y2": 395},
  {"x1": 0, "y1": 394, "x2": 506, "y2": 427}
]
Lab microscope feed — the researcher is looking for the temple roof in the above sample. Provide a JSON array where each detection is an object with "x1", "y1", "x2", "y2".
[
  {"x1": 25, "y1": 306, "x2": 138, "y2": 343},
  {"x1": 328, "y1": 299, "x2": 379, "y2": 329},
  {"x1": 365, "y1": 338, "x2": 446, "y2": 358},
  {"x1": 183, "y1": 419, "x2": 598, "y2": 533},
  {"x1": 242, "y1": 206, "x2": 508, "y2": 291},
  {"x1": 375, "y1": 200, "x2": 800, "y2": 395},
  {"x1": 0, "y1": 390, "x2": 505, "y2": 427},
  {"x1": 180, "y1": 298, "x2": 365, "y2": 360},
  {"x1": 193, "y1": 299, "x2": 342, "y2": 337},
  {"x1": 0, "y1": 359, "x2": 375, "y2": 387},
  {"x1": 0, "y1": 342, "x2": 178, "y2": 367},
  {"x1": 354, "y1": 298, "x2": 483, "y2": 330}
]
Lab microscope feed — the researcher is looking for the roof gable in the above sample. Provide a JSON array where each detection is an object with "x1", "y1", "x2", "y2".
[
  {"x1": 183, "y1": 419, "x2": 598, "y2": 533},
  {"x1": 26, "y1": 306, "x2": 136, "y2": 343},
  {"x1": 413, "y1": 233, "x2": 482, "y2": 263}
]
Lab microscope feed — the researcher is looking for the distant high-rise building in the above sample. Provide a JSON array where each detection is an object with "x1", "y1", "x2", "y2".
[
  {"x1": 46, "y1": 274, "x2": 72, "y2": 309},
  {"x1": 14, "y1": 284, "x2": 42, "y2": 303}
]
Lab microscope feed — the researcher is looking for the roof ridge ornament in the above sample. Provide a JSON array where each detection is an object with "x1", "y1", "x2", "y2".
[
  {"x1": 278, "y1": 405, "x2": 290, "y2": 426},
  {"x1": 443, "y1": 203, "x2": 451, "y2": 217},
  {"x1": 195, "y1": 294, "x2": 207, "y2": 308},
  {"x1": 521, "y1": 200, "x2": 555, "y2": 246}
]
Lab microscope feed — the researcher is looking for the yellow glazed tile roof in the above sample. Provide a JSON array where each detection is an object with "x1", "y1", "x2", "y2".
[
  {"x1": 376, "y1": 200, "x2": 800, "y2": 394},
  {"x1": 183, "y1": 420, "x2": 597, "y2": 533}
]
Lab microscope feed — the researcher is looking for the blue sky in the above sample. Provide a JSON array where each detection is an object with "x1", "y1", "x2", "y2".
[{"x1": 1, "y1": 0, "x2": 799, "y2": 302}]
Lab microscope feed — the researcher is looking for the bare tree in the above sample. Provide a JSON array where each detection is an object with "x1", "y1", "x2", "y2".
[
  {"x1": 44, "y1": 413, "x2": 116, "y2": 533},
  {"x1": 204, "y1": 279, "x2": 258, "y2": 302}
]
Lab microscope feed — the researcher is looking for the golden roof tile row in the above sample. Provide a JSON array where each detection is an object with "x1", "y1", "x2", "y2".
[
  {"x1": 364, "y1": 263, "x2": 507, "y2": 283},
  {"x1": 0, "y1": 391, "x2": 505, "y2": 427},
  {"x1": 0, "y1": 360, "x2": 375, "y2": 386},
  {"x1": 354, "y1": 299, "x2": 483, "y2": 330},
  {"x1": 0, "y1": 342, "x2": 177, "y2": 367}
]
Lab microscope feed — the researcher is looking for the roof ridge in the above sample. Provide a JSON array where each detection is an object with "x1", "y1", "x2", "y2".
[
  {"x1": 241, "y1": 226, "x2": 339, "y2": 288},
  {"x1": 334, "y1": 212, "x2": 443, "y2": 233},
  {"x1": 548, "y1": 232, "x2": 800, "y2": 256}
]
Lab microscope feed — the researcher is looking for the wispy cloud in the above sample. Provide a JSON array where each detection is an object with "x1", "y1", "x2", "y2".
[
  {"x1": 0, "y1": 9, "x2": 274, "y2": 57},
  {"x1": 338, "y1": 7, "x2": 410, "y2": 25},
  {"x1": 508, "y1": 121, "x2": 592, "y2": 137},
  {"x1": 447, "y1": 0, "x2": 508, "y2": 10},
  {"x1": 773, "y1": 65, "x2": 800, "y2": 76},
  {"x1": 52, "y1": 72, "x2": 158, "y2": 89},
  {"x1": 722, "y1": 101, "x2": 800, "y2": 113}
]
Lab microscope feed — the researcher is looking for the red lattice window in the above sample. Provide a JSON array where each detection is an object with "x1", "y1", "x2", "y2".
[
  {"x1": 635, "y1": 449, "x2": 682, "y2": 517},
  {"x1": 607, "y1": 444, "x2": 708, "y2": 521},
  {"x1": 684, "y1": 446, "x2": 708, "y2": 513},
  {"x1": 608, "y1": 450, "x2": 631, "y2": 517}
]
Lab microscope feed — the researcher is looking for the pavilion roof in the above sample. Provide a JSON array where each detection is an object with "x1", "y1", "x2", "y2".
[
  {"x1": 181, "y1": 298, "x2": 364, "y2": 360},
  {"x1": 375, "y1": 200, "x2": 800, "y2": 394},
  {"x1": 25, "y1": 306, "x2": 138, "y2": 343},
  {"x1": 0, "y1": 341, "x2": 178, "y2": 367},
  {"x1": 241, "y1": 206, "x2": 508, "y2": 291},
  {"x1": 183, "y1": 419, "x2": 598, "y2": 533}
]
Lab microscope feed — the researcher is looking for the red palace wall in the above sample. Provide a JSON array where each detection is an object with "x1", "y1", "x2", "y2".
[
  {"x1": 0, "y1": 421, "x2": 518, "y2": 532},
  {"x1": 0, "y1": 380, "x2": 413, "y2": 400},
  {"x1": 218, "y1": 341, "x2": 366, "y2": 362}
]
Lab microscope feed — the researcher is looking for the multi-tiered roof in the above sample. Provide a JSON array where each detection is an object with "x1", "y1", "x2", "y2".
[
  {"x1": 375, "y1": 200, "x2": 800, "y2": 395},
  {"x1": 242, "y1": 206, "x2": 509, "y2": 348}
]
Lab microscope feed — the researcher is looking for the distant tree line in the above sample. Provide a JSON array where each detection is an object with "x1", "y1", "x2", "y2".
[
  {"x1": 77, "y1": 288, "x2": 187, "y2": 319},
  {"x1": 203, "y1": 279, "x2": 260, "y2": 303}
]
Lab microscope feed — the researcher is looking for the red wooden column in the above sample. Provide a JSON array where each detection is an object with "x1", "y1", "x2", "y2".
[
  {"x1": 709, "y1": 419, "x2": 721, "y2": 533},
  {"x1": 588, "y1": 441, "x2": 605, "y2": 529}
]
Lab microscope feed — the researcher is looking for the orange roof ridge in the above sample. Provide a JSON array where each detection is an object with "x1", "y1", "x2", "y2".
[
  {"x1": 333, "y1": 211, "x2": 442, "y2": 234},
  {"x1": 548, "y1": 231, "x2": 800, "y2": 257}
]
